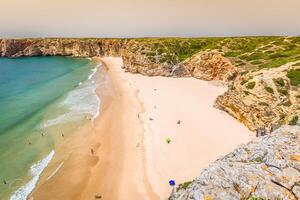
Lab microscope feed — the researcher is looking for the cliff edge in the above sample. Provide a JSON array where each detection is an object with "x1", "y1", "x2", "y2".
[
  {"x1": 1, "y1": 37, "x2": 300, "y2": 200},
  {"x1": 169, "y1": 125, "x2": 300, "y2": 200}
]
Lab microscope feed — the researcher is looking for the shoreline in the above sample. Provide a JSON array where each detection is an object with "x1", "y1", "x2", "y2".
[
  {"x1": 100, "y1": 57, "x2": 253, "y2": 199},
  {"x1": 2, "y1": 57, "x2": 99, "y2": 200},
  {"x1": 31, "y1": 57, "x2": 253, "y2": 200},
  {"x1": 31, "y1": 57, "x2": 158, "y2": 199}
]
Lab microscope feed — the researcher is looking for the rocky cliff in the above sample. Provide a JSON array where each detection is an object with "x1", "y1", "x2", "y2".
[
  {"x1": 216, "y1": 61, "x2": 300, "y2": 131},
  {"x1": 0, "y1": 38, "x2": 237, "y2": 81},
  {"x1": 169, "y1": 125, "x2": 300, "y2": 200},
  {"x1": 1, "y1": 37, "x2": 300, "y2": 200},
  {"x1": 179, "y1": 51, "x2": 239, "y2": 81}
]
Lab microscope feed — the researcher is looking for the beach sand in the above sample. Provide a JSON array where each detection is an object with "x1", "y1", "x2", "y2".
[{"x1": 32, "y1": 57, "x2": 252, "y2": 200}]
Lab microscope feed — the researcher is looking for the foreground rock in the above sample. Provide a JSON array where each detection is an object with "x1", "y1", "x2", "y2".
[{"x1": 169, "y1": 125, "x2": 300, "y2": 200}]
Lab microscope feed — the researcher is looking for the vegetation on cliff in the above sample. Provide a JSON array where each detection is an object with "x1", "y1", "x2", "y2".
[
  {"x1": 1, "y1": 36, "x2": 300, "y2": 200},
  {"x1": 128, "y1": 37, "x2": 300, "y2": 71},
  {"x1": 0, "y1": 36, "x2": 299, "y2": 130},
  {"x1": 169, "y1": 126, "x2": 300, "y2": 200}
]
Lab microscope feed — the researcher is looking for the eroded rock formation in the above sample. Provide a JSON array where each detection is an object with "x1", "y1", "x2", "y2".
[
  {"x1": 216, "y1": 61, "x2": 300, "y2": 131},
  {"x1": 179, "y1": 52, "x2": 239, "y2": 81},
  {"x1": 0, "y1": 39, "x2": 235, "y2": 81},
  {"x1": 169, "y1": 125, "x2": 300, "y2": 200},
  {"x1": 1, "y1": 38, "x2": 300, "y2": 200}
]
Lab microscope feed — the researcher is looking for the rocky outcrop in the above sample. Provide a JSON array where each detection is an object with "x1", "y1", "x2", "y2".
[
  {"x1": 179, "y1": 52, "x2": 239, "y2": 81},
  {"x1": 0, "y1": 39, "x2": 235, "y2": 82},
  {"x1": 0, "y1": 38, "x2": 129, "y2": 57},
  {"x1": 216, "y1": 61, "x2": 300, "y2": 131},
  {"x1": 0, "y1": 38, "x2": 174, "y2": 75},
  {"x1": 1, "y1": 38, "x2": 300, "y2": 200},
  {"x1": 169, "y1": 125, "x2": 300, "y2": 200}
]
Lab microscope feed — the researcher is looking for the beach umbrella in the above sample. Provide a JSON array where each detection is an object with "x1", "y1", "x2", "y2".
[{"x1": 169, "y1": 180, "x2": 176, "y2": 186}]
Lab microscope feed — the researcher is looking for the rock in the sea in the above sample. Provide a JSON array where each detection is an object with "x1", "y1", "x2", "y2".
[{"x1": 169, "y1": 125, "x2": 300, "y2": 200}]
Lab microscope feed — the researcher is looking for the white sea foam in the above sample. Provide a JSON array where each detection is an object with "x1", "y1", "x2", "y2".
[
  {"x1": 42, "y1": 64, "x2": 101, "y2": 128},
  {"x1": 10, "y1": 150, "x2": 55, "y2": 200},
  {"x1": 88, "y1": 67, "x2": 98, "y2": 80}
]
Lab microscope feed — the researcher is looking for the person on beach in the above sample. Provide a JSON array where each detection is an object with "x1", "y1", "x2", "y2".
[{"x1": 91, "y1": 148, "x2": 94, "y2": 154}]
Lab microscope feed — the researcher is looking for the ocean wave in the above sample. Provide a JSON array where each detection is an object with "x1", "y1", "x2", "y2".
[
  {"x1": 88, "y1": 67, "x2": 98, "y2": 80},
  {"x1": 42, "y1": 65, "x2": 101, "y2": 128},
  {"x1": 10, "y1": 150, "x2": 55, "y2": 200}
]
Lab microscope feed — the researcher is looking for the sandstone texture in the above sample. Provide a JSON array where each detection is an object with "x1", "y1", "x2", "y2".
[
  {"x1": 1, "y1": 38, "x2": 300, "y2": 200},
  {"x1": 169, "y1": 125, "x2": 300, "y2": 200},
  {"x1": 0, "y1": 38, "x2": 235, "y2": 81},
  {"x1": 216, "y1": 61, "x2": 300, "y2": 131},
  {"x1": 179, "y1": 51, "x2": 239, "y2": 81}
]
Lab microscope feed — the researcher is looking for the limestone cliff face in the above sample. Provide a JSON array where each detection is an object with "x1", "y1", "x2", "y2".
[
  {"x1": 0, "y1": 39, "x2": 234, "y2": 81},
  {"x1": 216, "y1": 61, "x2": 300, "y2": 131},
  {"x1": 0, "y1": 38, "x2": 127, "y2": 57},
  {"x1": 1, "y1": 38, "x2": 300, "y2": 200},
  {"x1": 169, "y1": 125, "x2": 300, "y2": 200},
  {"x1": 2, "y1": 38, "x2": 299, "y2": 131},
  {"x1": 179, "y1": 52, "x2": 239, "y2": 82}
]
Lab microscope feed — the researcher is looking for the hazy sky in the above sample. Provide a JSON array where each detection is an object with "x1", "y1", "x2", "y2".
[{"x1": 0, "y1": 0, "x2": 300, "y2": 38}]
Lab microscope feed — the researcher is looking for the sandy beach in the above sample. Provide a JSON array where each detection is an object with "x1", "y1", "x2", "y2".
[{"x1": 31, "y1": 57, "x2": 252, "y2": 200}]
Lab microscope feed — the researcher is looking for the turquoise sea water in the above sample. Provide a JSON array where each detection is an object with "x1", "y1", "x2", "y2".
[{"x1": 0, "y1": 57, "x2": 99, "y2": 199}]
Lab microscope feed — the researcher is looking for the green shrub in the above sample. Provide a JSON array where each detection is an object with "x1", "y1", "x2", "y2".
[
  {"x1": 269, "y1": 53, "x2": 288, "y2": 59},
  {"x1": 258, "y1": 102, "x2": 269, "y2": 106},
  {"x1": 282, "y1": 101, "x2": 292, "y2": 107},
  {"x1": 181, "y1": 181, "x2": 192, "y2": 189},
  {"x1": 251, "y1": 60, "x2": 263, "y2": 65},
  {"x1": 245, "y1": 52, "x2": 265, "y2": 61},
  {"x1": 264, "y1": 86, "x2": 274, "y2": 94},
  {"x1": 249, "y1": 196, "x2": 264, "y2": 200},
  {"x1": 240, "y1": 70, "x2": 249, "y2": 75},
  {"x1": 264, "y1": 50, "x2": 274, "y2": 54},
  {"x1": 239, "y1": 54, "x2": 249, "y2": 60},
  {"x1": 289, "y1": 116, "x2": 299, "y2": 125},
  {"x1": 240, "y1": 79, "x2": 248, "y2": 85},
  {"x1": 287, "y1": 69, "x2": 300, "y2": 86},
  {"x1": 224, "y1": 51, "x2": 241, "y2": 57},
  {"x1": 254, "y1": 156, "x2": 263, "y2": 163},
  {"x1": 259, "y1": 59, "x2": 287, "y2": 69},
  {"x1": 278, "y1": 88, "x2": 288, "y2": 96},
  {"x1": 246, "y1": 81, "x2": 256, "y2": 89},
  {"x1": 274, "y1": 78, "x2": 285, "y2": 87}
]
